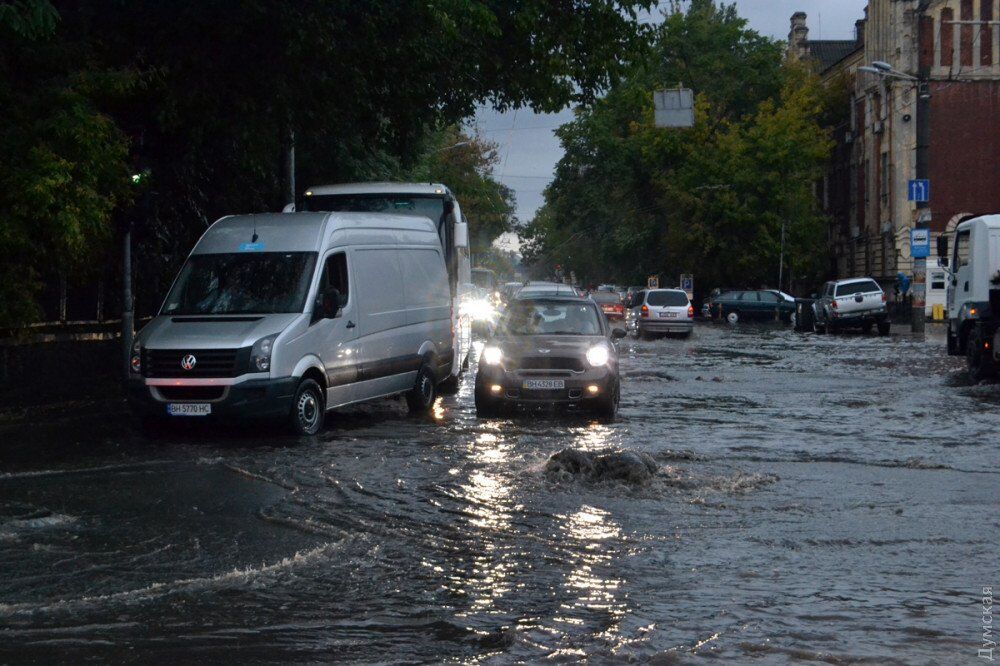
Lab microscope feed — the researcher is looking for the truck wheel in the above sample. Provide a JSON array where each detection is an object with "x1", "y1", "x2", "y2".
[
  {"x1": 812, "y1": 315, "x2": 826, "y2": 334},
  {"x1": 290, "y1": 378, "x2": 325, "y2": 435},
  {"x1": 966, "y1": 330, "x2": 996, "y2": 382},
  {"x1": 406, "y1": 365, "x2": 437, "y2": 413},
  {"x1": 877, "y1": 321, "x2": 891, "y2": 336}
]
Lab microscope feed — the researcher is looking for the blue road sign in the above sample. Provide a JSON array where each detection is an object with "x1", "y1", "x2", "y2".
[
  {"x1": 910, "y1": 228, "x2": 930, "y2": 259},
  {"x1": 908, "y1": 179, "x2": 930, "y2": 202}
]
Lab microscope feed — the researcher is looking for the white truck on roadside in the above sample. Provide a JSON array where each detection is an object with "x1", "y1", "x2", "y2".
[
  {"x1": 938, "y1": 214, "x2": 1000, "y2": 380},
  {"x1": 811, "y1": 278, "x2": 891, "y2": 335}
]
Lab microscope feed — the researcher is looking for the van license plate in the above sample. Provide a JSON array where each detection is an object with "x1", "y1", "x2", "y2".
[
  {"x1": 167, "y1": 403, "x2": 211, "y2": 416},
  {"x1": 523, "y1": 379, "x2": 565, "y2": 390},
  {"x1": 659, "y1": 312, "x2": 677, "y2": 318}
]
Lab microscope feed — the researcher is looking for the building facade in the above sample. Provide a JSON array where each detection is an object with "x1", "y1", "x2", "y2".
[{"x1": 791, "y1": 1, "x2": 1000, "y2": 290}]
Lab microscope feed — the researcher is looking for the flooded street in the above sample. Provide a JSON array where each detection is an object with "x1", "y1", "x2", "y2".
[{"x1": 1, "y1": 324, "x2": 997, "y2": 663}]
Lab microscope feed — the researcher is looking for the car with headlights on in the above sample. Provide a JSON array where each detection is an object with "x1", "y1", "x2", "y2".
[{"x1": 475, "y1": 296, "x2": 626, "y2": 418}]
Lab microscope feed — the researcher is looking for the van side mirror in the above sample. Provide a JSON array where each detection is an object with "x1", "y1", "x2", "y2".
[
  {"x1": 937, "y1": 234, "x2": 949, "y2": 259},
  {"x1": 313, "y1": 287, "x2": 343, "y2": 321}
]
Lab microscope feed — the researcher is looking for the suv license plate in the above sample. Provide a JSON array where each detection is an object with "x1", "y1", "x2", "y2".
[
  {"x1": 167, "y1": 403, "x2": 211, "y2": 416},
  {"x1": 523, "y1": 379, "x2": 565, "y2": 390}
]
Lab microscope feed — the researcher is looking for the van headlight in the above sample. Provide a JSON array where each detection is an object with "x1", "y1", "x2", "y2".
[
  {"x1": 482, "y1": 346, "x2": 503, "y2": 365},
  {"x1": 586, "y1": 345, "x2": 610, "y2": 367},
  {"x1": 130, "y1": 337, "x2": 142, "y2": 374},
  {"x1": 250, "y1": 334, "x2": 278, "y2": 372}
]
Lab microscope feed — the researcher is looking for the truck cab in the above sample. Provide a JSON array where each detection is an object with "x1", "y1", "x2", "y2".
[{"x1": 940, "y1": 214, "x2": 1000, "y2": 379}]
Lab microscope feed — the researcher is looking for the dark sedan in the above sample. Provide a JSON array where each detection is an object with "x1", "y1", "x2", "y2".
[
  {"x1": 474, "y1": 296, "x2": 626, "y2": 418},
  {"x1": 589, "y1": 290, "x2": 625, "y2": 320},
  {"x1": 703, "y1": 289, "x2": 796, "y2": 324}
]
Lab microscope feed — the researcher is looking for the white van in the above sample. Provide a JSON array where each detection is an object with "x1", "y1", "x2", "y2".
[{"x1": 127, "y1": 212, "x2": 453, "y2": 434}]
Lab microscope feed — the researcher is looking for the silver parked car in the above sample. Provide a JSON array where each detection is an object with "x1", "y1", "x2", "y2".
[{"x1": 626, "y1": 288, "x2": 694, "y2": 338}]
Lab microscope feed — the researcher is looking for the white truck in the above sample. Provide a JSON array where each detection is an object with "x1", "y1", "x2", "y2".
[
  {"x1": 811, "y1": 278, "x2": 891, "y2": 335},
  {"x1": 938, "y1": 214, "x2": 1000, "y2": 380}
]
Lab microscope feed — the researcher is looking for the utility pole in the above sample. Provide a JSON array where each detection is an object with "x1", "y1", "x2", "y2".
[
  {"x1": 285, "y1": 128, "x2": 296, "y2": 208},
  {"x1": 778, "y1": 219, "x2": 786, "y2": 292},
  {"x1": 121, "y1": 219, "x2": 133, "y2": 376},
  {"x1": 858, "y1": 56, "x2": 931, "y2": 336},
  {"x1": 912, "y1": 77, "x2": 931, "y2": 335}
]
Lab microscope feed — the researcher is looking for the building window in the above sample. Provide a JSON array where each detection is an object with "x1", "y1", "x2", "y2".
[{"x1": 941, "y1": 7, "x2": 954, "y2": 68}]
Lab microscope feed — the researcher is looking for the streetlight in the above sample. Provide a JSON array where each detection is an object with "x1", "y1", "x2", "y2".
[{"x1": 858, "y1": 61, "x2": 930, "y2": 334}]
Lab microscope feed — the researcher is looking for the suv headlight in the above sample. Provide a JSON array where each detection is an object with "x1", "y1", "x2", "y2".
[
  {"x1": 482, "y1": 345, "x2": 503, "y2": 365},
  {"x1": 130, "y1": 337, "x2": 142, "y2": 374},
  {"x1": 586, "y1": 345, "x2": 610, "y2": 367},
  {"x1": 250, "y1": 334, "x2": 278, "y2": 372}
]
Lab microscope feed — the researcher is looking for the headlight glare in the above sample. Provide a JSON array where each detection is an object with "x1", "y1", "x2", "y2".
[
  {"x1": 586, "y1": 345, "x2": 610, "y2": 367},
  {"x1": 482, "y1": 346, "x2": 503, "y2": 365}
]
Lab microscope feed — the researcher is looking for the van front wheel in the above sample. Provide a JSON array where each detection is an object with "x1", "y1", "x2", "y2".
[
  {"x1": 407, "y1": 365, "x2": 437, "y2": 413},
  {"x1": 290, "y1": 378, "x2": 325, "y2": 436}
]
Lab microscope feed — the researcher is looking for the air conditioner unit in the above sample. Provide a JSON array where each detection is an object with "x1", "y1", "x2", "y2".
[
  {"x1": 844, "y1": 131, "x2": 854, "y2": 144},
  {"x1": 873, "y1": 121, "x2": 885, "y2": 135}
]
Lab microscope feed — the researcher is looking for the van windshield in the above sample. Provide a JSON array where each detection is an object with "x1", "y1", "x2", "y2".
[
  {"x1": 302, "y1": 194, "x2": 445, "y2": 227},
  {"x1": 162, "y1": 252, "x2": 317, "y2": 315}
]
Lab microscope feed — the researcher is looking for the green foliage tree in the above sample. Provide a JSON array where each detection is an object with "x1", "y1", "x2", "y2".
[
  {"x1": 0, "y1": 1, "x2": 132, "y2": 326},
  {"x1": 523, "y1": 0, "x2": 832, "y2": 295},
  {"x1": 407, "y1": 126, "x2": 517, "y2": 254},
  {"x1": 1, "y1": 0, "x2": 653, "y2": 327}
]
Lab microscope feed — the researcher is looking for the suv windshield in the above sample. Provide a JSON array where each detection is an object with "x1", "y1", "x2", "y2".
[
  {"x1": 500, "y1": 300, "x2": 602, "y2": 336},
  {"x1": 646, "y1": 290, "x2": 688, "y2": 306},
  {"x1": 162, "y1": 252, "x2": 317, "y2": 315},
  {"x1": 835, "y1": 280, "x2": 881, "y2": 297}
]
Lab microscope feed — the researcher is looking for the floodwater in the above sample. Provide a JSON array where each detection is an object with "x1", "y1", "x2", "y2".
[{"x1": 0, "y1": 324, "x2": 996, "y2": 663}]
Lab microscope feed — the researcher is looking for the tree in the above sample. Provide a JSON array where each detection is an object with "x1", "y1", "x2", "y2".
[
  {"x1": 0, "y1": 1, "x2": 132, "y2": 327},
  {"x1": 522, "y1": 1, "x2": 832, "y2": 295},
  {"x1": 406, "y1": 126, "x2": 517, "y2": 253},
  {"x1": 1, "y1": 0, "x2": 654, "y2": 327}
]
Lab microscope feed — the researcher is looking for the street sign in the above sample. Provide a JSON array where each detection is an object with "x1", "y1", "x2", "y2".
[
  {"x1": 654, "y1": 88, "x2": 694, "y2": 128},
  {"x1": 910, "y1": 228, "x2": 930, "y2": 259},
  {"x1": 907, "y1": 179, "x2": 930, "y2": 202},
  {"x1": 680, "y1": 273, "x2": 694, "y2": 297},
  {"x1": 647, "y1": 275, "x2": 659, "y2": 289}
]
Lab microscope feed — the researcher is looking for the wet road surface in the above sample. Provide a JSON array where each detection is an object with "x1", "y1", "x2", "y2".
[{"x1": 1, "y1": 324, "x2": 997, "y2": 662}]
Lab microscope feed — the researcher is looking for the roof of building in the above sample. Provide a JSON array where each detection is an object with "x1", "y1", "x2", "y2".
[{"x1": 809, "y1": 40, "x2": 861, "y2": 72}]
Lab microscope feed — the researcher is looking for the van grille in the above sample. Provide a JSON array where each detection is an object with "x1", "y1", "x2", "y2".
[
  {"x1": 509, "y1": 356, "x2": 586, "y2": 372},
  {"x1": 143, "y1": 348, "x2": 244, "y2": 378}
]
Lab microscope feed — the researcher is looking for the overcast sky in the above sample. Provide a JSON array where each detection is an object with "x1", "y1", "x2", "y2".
[{"x1": 475, "y1": 0, "x2": 868, "y2": 245}]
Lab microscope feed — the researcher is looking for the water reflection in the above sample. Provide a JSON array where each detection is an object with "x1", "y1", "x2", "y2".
[
  {"x1": 455, "y1": 431, "x2": 515, "y2": 612},
  {"x1": 557, "y1": 505, "x2": 627, "y2": 636}
]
